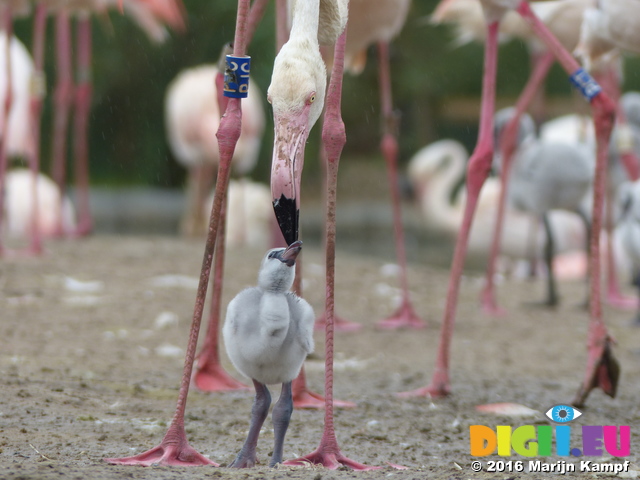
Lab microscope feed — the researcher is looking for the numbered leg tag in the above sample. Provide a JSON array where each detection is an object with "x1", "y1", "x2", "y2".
[
  {"x1": 569, "y1": 68, "x2": 602, "y2": 101},
  {"x1": 224, "y1": 55, "x2": 251, "y2": 98}
]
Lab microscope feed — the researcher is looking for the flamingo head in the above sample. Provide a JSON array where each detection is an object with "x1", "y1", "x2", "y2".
[{"x1": 267, "y1": 39, "x2": 326, "y2": 245}]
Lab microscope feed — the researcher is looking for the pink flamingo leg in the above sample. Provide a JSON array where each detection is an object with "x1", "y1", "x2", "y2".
[
  {"x1": 314, "y1": 310, "x2": 363, "y2": 332},
  {"x1": 72, "y1": 16, "x2": 93, "y2": 237},
  {"x1": 605, "y1": 194, "x2": 636, "y2": 309},
  {"x1": 292, "y1": 238, "x2": 355, "y2": 408},
  {"x1": 193, "y1": 57, "x2": 249, "y2": 393},
  {"x1": 104, "y1": 0, "x2": 252, "y2": 466},
  {"x1": 313, "y1": 217, "x2": 363, "y2": 331},
  {"x1": 0, "y1": 6, "x2": 14, "y2": 257},
  {"x1": 24, "y1": 4, "x2": 48, "y2": 256},
  {"x1": 598, "y1": 70, "x2": 639, "y2": 309},
  {"x1": 480, "y1": 50, "x2": 555, "y2": 316},
  {"x1": 284, "y1": 30, "x2": 379, "y2": 471},
  {"x1": 50, "y1": 11, "x2": 74, "y2": 238},
  {"x1": 291, "y1": 367, "x2": 357, "y2": 409},
  {"x1": 194, "y1": 193, "x2": 248, "y2": 392},
  {"x1": 375, "y1": 41, "x2": 426, "y2": 330},
  {"x1": 399, "y1": 20, "x2": 501, "y2": 399},
  {"x1": 509, "y1": 0, "x2": 619, "y2": 406}
]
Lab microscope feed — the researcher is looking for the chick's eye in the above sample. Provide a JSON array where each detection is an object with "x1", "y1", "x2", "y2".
[
  {"x1": 267, "y1": 94, "x2": 272, "y2": 104},
  {"x1": 545, "y1": 405, "x2": 582, "y2": 423}
]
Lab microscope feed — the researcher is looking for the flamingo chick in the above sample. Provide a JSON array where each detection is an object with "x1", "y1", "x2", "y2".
[
  {"x1": 498, "y1": 107, "x2": 594, "y2": 305},
  {"x1": 618, "y1": 181, "x2": 640, "y2": 323},
  {"x1": 222, "y1": 240, "x2": 314, "y2": 467}
]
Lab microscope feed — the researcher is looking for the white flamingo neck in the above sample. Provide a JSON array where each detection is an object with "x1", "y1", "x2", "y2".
[
  {"x1": 290, "y1": 0, "x2": 321, "y2": 44},
  {"x1": 422, "y1": 146, "x2": 468, "y2": 231}
]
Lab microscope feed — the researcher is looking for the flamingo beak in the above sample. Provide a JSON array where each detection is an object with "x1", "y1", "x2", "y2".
[
  {"x1": 281, "y1": 240, "x2": 303, "y2": 267},
  {"x1": 271, "y1": 111, "x2": 309, "y2": 246}
]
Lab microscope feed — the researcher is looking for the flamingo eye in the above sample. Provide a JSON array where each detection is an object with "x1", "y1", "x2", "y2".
[
  {"x1": 545, "y1": 405, "x2": 582, "y2": 423},
  {"x1": 308, "y1": 93, "x2": 316, "y2": 104}
]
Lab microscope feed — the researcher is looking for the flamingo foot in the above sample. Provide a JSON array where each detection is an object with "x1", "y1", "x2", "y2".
[
  {"x1": 193, "y1": 361, "x2": 249, "y2": 392},
  {"x1": 71, "y1": 220, "x2": 93, "y2": 238},
  {"x1": 572, "y1": 337, "x2": 620, "y2": 408},
  {"x1": 314, "y1": 311, "x2": 362, "y2": 332},
  {"x1": 104, "y1": 440, "x2": 217, "y2": 467},
  {"x1": 228, "y1": 453, "x2": 258, "y2": 468},
  {"x1": 293, "y1": 387, "x2": 356, "y2": 409},
  {"x1": 606, "y1": 290, "x2": 638, "y2": 310},
  {"x1": 397, "y1": 368, "x2": 450, "y2": 399},
  {"x1": 480, "y1": 287, "x2": 507, "y2": 317},
  {"x1": 283, "y1": 449, "x2": 380, "y2": 470},
  {"x1": 0, "y1": 246, "x2": 44, "y2": 258},
  {"x1": 376, "y1": 299, "x2": 427, "y2": 330}
]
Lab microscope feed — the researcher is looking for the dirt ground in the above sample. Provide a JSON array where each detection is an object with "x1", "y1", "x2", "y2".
[{"x1": 2, "y1": 234, "x2": 640, "y2": 479}]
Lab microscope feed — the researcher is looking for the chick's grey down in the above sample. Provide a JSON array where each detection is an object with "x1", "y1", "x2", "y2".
[{"x1": 223, "y1": 246, "x2": 314, "y2": 386}]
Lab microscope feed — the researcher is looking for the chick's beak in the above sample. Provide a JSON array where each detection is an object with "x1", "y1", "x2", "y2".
[{"x1": 281, "y1": 240, "x2": 303, "y2": 267}]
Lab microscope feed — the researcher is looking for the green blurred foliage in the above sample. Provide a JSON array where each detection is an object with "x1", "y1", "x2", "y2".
[{"x1": 9, "y1": 0, "x2": 640, "y2": 188}]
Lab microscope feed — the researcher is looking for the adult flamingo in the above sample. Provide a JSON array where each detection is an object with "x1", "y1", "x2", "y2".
[
  {"x1": 316, "y1": 0, "x2": 424, "y2": 330},
  {"x1": 0, "y1": 31, "x2": 36, "y2": 255},
  {"x1": 407, "y1": 138, "x2": 587, "y2": 265},
  {"x1": 105, "y1": 0, "x2": 262, "y2": 466},
  {"x1": 0, "y1": 1, "x2": 39, "y2": 257},
  {"x1": 46, "y1": 0, "x2": 186, "y2": 238},
  {"x1": 401, "y1": 0, "x2": 618, "y2": 408},
  {"x1": 268, "y1": 0, "x2": 385, "y2": 470},
  {"x1": 164, "y1": 63, "x2": 265, "y2": 237},
  {"x1": 574, "y1": 0, "x2": 640, "y2": 308},
  {"x1": 432, "y1": 0, "x2": 600, "y2": 315},
  {"x1": 3, "y1": 168, "x2": 76, "y2": 238},
  {"x1": 618, "y1": 180, "x2": 640, "y2": 324}
]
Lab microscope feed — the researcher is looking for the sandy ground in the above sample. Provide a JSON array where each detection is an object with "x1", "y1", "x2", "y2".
[{"x1": 2, "y1": 235, "x2": 640, "y2": 479}]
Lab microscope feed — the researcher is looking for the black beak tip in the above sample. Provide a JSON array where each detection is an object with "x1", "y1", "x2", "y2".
[{"x1": 273, "y1": 194, "x2": 299, "y2": 246}]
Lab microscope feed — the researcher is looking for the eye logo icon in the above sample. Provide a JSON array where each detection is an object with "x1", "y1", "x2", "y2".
[{"x1": 545, "y1": 405, "x2": 582, "y2": 423}]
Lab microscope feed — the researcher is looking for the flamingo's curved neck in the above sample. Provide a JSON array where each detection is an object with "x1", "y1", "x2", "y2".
[
  {"x1": 425, "y1": 150, "x2": 467, "y2": 231},
  {"x1": 290, "y1": 0, "x2": 320, "y2": 43}
]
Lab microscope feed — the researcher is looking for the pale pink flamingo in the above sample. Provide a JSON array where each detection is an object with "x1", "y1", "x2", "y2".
[
  {"x1": 0, "y1": 1, "x2": 41, "y2": 257},
  {"x1": 315, "y1": 0, "x2": 425, "y2": 331},
  {"x1": 164, "y1": 63, "x2": 265, "y2": 237},
  {"x1": 0, "y1": 29, "x2": 37, "y2": 254},
  {"x1": 3, "y1": 168, "x2": 76, "y2": 238},
  {"x1": 104, "y1": 0, "x2": 264, "y2": 466},
  {"x1": 45, "y1": 0, "x2": 186, "y2": 238},
  {"x1": 266, "y1": 0, "x2": 356, "y2": 410},
  {"x1": 401, "y1": 0, "x2": 618, "y2": 408},
  {"x1": 407, "y1": 138, "x2": 587, "y2": 265},
  {"x1": 268, "y1": 0, "x2": 386, "y2": 470}
]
